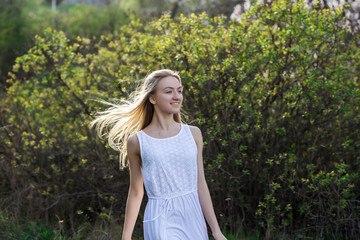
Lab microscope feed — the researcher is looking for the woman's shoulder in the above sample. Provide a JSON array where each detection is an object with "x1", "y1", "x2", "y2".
[
  {"x1": 127, "y1": 134, "x2": 140, "y2": 153},
  {"x1": 186, "y1": 124, "x2": 203, "y2": 140}
]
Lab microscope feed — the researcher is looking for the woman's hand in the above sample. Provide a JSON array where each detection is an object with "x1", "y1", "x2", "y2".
[{"x1": 213, "y1": 231, "x2": 227, "y2": 240}]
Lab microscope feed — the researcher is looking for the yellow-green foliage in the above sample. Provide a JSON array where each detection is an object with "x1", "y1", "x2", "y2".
[
  {"x1": 0, "y1": 0, "x2": 129, "y2": 87},
  {"x1": 1, "y1": 0, "x2": 360, "y2": 238}
]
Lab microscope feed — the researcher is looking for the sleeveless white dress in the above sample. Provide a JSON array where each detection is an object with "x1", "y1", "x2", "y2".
[{"x1": 137, "y1": 124, "x2": 209, "y2": 240}]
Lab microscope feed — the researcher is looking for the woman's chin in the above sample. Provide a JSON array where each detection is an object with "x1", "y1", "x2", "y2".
[{"x1": 171, "y1": 108, "x2": 181, "y2": 114}]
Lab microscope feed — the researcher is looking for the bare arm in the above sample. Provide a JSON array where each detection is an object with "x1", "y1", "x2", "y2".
[
  {"x1": 122, "y1": 135, "x2": 144, "y2": 240},
  {"x1": 190, "y1": 126, "x2": 227, "y2": 240}
]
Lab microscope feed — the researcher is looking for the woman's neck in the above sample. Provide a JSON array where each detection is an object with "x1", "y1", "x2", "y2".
[{"x1": 149, "y1": 112, "x2": 178, "y2": 131}]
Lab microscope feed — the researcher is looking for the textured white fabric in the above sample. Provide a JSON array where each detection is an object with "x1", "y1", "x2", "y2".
[{"x1": 137, "y1": 124, "x2": 208, "y2": 240}]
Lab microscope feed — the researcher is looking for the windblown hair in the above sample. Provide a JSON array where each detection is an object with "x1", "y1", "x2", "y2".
[{"x1": 90, "y1": 69, "x2": 182, "y2": 167}]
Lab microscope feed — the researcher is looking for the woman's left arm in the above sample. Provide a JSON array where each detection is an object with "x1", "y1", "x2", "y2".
[{"x1": 190, "y1": 126, "x2": 227, "y2": 240}]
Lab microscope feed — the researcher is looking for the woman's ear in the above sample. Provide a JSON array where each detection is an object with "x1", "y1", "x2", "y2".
[{"x1": 149, "y1": 95, "x2": 156, "y2": 105}]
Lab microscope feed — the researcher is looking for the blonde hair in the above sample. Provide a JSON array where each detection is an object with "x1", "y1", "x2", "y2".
[{"x1": 90, "y1": 69, "x2": 182, "y2": 167}]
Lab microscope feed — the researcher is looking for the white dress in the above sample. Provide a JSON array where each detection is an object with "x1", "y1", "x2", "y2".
[{"x1": 137, "y1": 124, "x2": 209, "y2": 240}]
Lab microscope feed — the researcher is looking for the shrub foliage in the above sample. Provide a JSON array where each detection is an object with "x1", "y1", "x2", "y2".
[
  {"x1": 0, "y1": 0, "x2": 129, "y2": 88},
  {"x1": 1, "y1": 0, "x2": 360, "y2": 238}
]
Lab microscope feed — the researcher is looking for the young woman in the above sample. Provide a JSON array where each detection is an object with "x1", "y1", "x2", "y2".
[{"x1": 91, "y1": 69, "x2": 226, "y2": 240}]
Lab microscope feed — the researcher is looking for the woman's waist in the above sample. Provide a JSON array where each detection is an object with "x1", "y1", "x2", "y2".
[{"x1": 147, "y1": 189, "x2": 197, "y2": 200}]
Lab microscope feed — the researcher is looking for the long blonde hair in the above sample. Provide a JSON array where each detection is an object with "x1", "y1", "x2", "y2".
[{"x1": 90, "y1": 69, "x2": 182, "y2": 167}]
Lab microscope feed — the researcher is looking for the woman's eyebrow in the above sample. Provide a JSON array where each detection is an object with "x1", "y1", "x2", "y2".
[{"x1": 162, "y1": 86, "x2": 183, "y2": 90}]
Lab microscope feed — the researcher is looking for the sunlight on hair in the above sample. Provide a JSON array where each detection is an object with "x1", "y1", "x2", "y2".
[{"x1": 90, "y1": 69, "x2": 182, "y2": 167}]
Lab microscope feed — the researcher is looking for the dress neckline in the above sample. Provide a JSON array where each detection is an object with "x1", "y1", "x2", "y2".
[{"x1": 141, "y1": 124, "x2": 183, "y2": 140}]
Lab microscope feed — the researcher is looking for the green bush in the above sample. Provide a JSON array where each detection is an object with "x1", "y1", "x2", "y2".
[
  {"x1": 0, "y1": 0, "x2": 39, "y2": 87},
  {"x1": 54, "y1": 3, "x2": 129, "y2": 40},
  {"x1": 1, "y1": 0, "x2": 360, "y2": 238},
  {"x1": 0, "y1": 212, "x2": 57, "y2": 240},
  {"x1": 0, "y1": 0, "x2": 129, "y2": 88}
]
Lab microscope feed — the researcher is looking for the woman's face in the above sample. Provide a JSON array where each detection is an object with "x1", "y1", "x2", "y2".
[{"x1": 150, "y1": 76, "x2": 183, "y2": 114}]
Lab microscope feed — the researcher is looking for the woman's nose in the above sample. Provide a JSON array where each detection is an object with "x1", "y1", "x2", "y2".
[{"x1": 173, "y1": 91, "x2": 181, "y2": 99}]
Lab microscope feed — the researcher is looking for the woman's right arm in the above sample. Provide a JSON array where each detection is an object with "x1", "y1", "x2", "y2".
[{"x1": 122, "y1": 135, "x2": 144, "y2": 240}]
